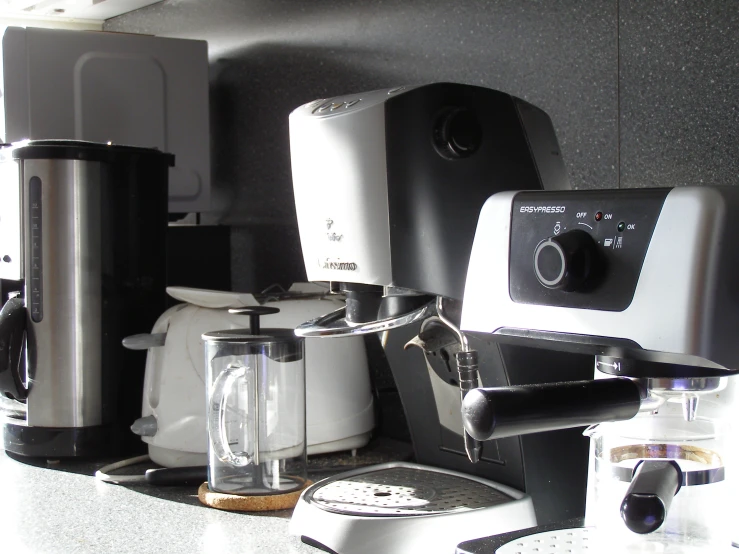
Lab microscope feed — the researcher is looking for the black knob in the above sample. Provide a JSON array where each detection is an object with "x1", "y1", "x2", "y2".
[
  {"x1": 433, "y1": 107, "x2": 482, "y2": 159},
  {"x1": 228, "y1": 306, "x2": 280, "y2": 335},
  {"x1": 533, "y1": 229, "x2": 598, "y2": 291}
]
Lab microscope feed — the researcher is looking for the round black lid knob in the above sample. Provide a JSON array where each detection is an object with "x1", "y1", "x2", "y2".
[
  {"x1": 433, "y1": 107, "x2": 482, "y2": 159},
  {"x1": 533, "y1": 229, "x2": 598, "y2": 292},
  {"x1": 228, "y1": 306, "x2": 280, "y2": 335}
]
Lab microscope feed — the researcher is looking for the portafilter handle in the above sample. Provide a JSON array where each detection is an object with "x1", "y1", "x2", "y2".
[
  {"x1": 461, "y1": 378, "x2": 643, "y2": 441},
  {"x1": 620, "y1": 460, "x2": 682, "y2": 534},
  {"x1": 228, "y1": 306, "x2": 280, "y2": 334}
]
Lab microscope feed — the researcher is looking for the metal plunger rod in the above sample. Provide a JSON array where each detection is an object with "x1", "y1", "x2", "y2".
[
  {"x1": 228, "y1": 306, "x2": 280, "y2": 335},
  {"x1": 249, "y1": 315, "x2": 261, "y2": 335},
  {"x1": 461, "y1": 378, "x2": 643, "y2": 441}
]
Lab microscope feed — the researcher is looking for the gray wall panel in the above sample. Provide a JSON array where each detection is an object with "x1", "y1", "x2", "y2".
[
  {"x1": 106, "y1": 0, "x2": 619, "y2": 220},
  {"x1": 619, "y1": 1, "x2": 739, "y2": 188},
  {"x1": 106, "y1": 0, "x2": 618, "y2": 291}
]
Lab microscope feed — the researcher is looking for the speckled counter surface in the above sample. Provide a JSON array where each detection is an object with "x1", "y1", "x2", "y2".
[{"x1": 0, "y1": 439, "x2": 413, "y2": 554}]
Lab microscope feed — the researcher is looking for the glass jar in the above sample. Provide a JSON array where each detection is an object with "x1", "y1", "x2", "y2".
[
  {"x1": 203, "y1": 328, "x2": 307, "y2": 496},
  {"x1": 585, "y1": 410, "x2": 731, "y2": 552}
]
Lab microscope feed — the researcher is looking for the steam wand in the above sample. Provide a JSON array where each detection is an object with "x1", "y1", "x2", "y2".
[{"x1": 435, "y1": 297, "x2": 482, "y2": 464}]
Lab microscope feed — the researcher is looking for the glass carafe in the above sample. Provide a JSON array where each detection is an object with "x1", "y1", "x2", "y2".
[
  {"x1": 585, "y1": 407, "x2": 731, "y2": 552},
  {"x1": 204, "y1": 327, "x2": 306, "y2": 495}
]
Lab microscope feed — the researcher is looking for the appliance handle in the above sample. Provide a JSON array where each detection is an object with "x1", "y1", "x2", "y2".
[
  {"x1": 145, "y1": 466, "x2": 208, "y2": 486},
  {"x1": 122, "y1": 333, "x2": 167, "y2": 350},
  {"x1": 461, "y1": 378, "x2": 642, "y2": 441},
  {"x1": 207, "y1": 363, "x2": 256, "y2": 467},
  {"x1": 620, "y1": 460, "x2": 682, "y2": 534},
  {"x1": 0, "y1": 297, "x2": 28, "y2": 400}
]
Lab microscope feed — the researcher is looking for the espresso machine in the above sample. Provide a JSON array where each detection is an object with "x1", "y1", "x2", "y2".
[
  {"x1": 287, "y1": 83, "x2": 596, "y2": 554},
  {"x1": 456, "y1": 186, "x2": 739, "y2": 553},
  {"x1": 0, "y1": 140, "x2": 173, "y2": 458}
]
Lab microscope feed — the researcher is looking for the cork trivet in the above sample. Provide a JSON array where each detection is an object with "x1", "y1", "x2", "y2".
[{"x1": 197, "y1": 480, "x2": 312, "y2": 512}]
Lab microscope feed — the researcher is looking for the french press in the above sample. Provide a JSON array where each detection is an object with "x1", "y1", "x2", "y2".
[{"x1": 203, "y1": 306, "x2": 307, "y2": 495}]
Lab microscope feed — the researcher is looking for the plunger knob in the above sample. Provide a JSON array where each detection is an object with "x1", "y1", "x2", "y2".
[{"x1": 228, "y1": 306, "x2": 280, "y2": 335}]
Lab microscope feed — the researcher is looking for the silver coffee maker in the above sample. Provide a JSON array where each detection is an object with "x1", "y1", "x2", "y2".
[
  {"x1": 288, "y1": 83, "x2": 596, "y2": 554},
  {"x1": 456, "y1": 186, "x2": 739, "y2": 553},
  {"x1": 0, "y1": 140, "x2": 173, "y2": 458}
]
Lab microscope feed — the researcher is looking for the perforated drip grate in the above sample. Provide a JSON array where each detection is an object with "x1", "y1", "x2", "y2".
[
  {"x1": 309, "y1": 466, "x2": 514, "y2": 516},
  {"x1": 497, "y1": 528, "x2": 597, "y2": 554}
]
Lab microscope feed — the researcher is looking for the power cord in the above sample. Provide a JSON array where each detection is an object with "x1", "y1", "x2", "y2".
[{"x1": 95, "y1": 455, "x2": 151, "y2": 485}]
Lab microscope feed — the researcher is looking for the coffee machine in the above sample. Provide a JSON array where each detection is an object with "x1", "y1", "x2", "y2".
[
  {"x1": 456, "y1": 186, "x2": 739, "y2": 553},
  {"x1": 288, "y1": 83, "x2": 596, "y2": 554},
  {"x1": 0, "y1": 140, "x2": 173, "y2": 458}
]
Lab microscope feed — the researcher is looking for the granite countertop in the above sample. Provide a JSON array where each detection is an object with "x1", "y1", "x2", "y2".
[{"x1": 0, "y1": 438, "x2": 413, "y2": 554}]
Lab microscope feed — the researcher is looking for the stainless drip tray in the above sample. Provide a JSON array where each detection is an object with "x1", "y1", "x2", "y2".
[
  {"x1": 498, "y1": 528, "x2": 595, "y2": 554},
  {"x1": 291, "y1": 462, "x2": 536, "y2": 554},
  {"x1": 306, "y1": 463, "x2": 514, "y2": 516}
]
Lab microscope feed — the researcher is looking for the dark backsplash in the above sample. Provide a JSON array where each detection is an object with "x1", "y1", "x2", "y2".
[
  {"x1": 106, "y1": 1, "x2": 738, "y2": 446},
  {"x1": 106, "y1": 0, "x2": 738, "y2": 291}
]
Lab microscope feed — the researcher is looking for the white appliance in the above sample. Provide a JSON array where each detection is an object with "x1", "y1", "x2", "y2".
[
  {"x1": 1, "y1": 26, "x2": 210, "y2": 213},
  {"x1": 127, "y1": 285, "x2": 375, "y2": 468}
]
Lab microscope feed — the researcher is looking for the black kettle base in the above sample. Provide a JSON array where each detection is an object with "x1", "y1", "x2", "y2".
[{"x1": 2, "y1": 420, "x2": 145, "y2": 459}]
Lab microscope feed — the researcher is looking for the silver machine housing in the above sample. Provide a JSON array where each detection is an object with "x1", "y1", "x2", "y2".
[
  {"x1": 0, "y1": 141, "x2": 172, "y2": 457},
  {"x1": 289, "y1": 84, "x2": 601, "y2": 538},
  {"x1": 20, "y1": 158, "x2": 104, "y2": 427},
  {"x1": 290, "y1": 83, "x2": 570, "y2": 336},
  {"x1": 456, "y1": 187, "x2": 739, "y2": 554}
]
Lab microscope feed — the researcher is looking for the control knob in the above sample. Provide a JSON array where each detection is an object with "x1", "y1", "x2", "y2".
[{"x1": 533, "y1": 229, "x2": 599, "y2": 291}]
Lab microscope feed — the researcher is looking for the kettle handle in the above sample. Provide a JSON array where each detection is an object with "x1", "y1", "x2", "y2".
[
  {"x1": 207, "y1": 363, "x2": 257, "y2": 468},
  {"x1": 0, "y1": 297, "x2": 27, "y2": 400}
]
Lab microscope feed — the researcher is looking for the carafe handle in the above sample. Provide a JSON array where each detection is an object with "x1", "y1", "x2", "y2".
[{"x1": 208, "y1": 364, "x2": 256, "y2": 467}]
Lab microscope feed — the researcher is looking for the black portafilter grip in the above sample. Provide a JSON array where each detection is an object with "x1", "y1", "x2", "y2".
[
  {"x1": 461, "y1": 378, "x2": 642, "y2": 441},
  {"x1": 620, "y1": 460, "x2": 682, "y2": 534},
  {"x1": 228, "y1": 306, "x2": 280, "y2": 334}
]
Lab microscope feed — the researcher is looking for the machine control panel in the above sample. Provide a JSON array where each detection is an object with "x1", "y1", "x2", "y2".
[{"x1": 510, "y1": 189, "x2": 669, "y2": 311}]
